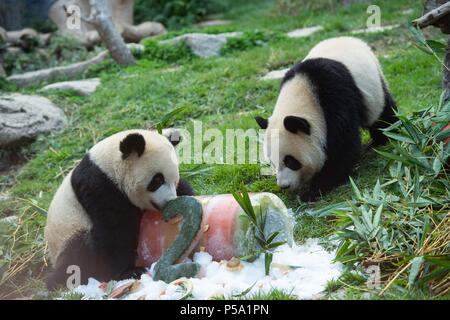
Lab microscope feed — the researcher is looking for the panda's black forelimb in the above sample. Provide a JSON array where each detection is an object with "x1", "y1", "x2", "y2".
[
  {"x1": 291, "y1": 58, "x2": 364, "y2": 202},
  {"x1": 45, "y1": 155, "x2": 144, "y2": 290}
]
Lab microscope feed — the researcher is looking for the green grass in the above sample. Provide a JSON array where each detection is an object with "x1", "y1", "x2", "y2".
[
  {"x1": 0, "y1": 0, "x2": 447, "y2": 299},
  {"x1": 212, "y1": 288, "x2": 298, "y2": 300}
]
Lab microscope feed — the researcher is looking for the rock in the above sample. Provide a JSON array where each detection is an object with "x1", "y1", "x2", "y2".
[
  {"x1": 195, "y1": 20, "x2": 231, "y2": 28},
  {"x1": 0, "y1": 215, "x2": 18, "y2": 225},
  {"x1": 41, "y1": 78, "x2": 101, "y2": 96},
  {"x1": 161, "y1": 32, "x2": 242, "y2": 58},
  {"x1": 0, "y1": 93, "x2": 67, "y2": 147},
  {"x1": 0, "y1": 26, "x2": 6, "y2": 42},
  {"x1": 0, "y1": 193, "x2": 11, "y2": 202},
  {"x1": 351, "y1": 24, "x2": 399, "y2": 34},
  {"x1": 6, "y1": 46, "x2": 23, "y2": 55},
  {"x1": 261, "y1": 68, "x2": 289, "y2": 80},
  {"x1": 123, "y1": 22, "x2": 166, "y2": 43},
  {"x1": 287, "y1": 26, "x2": 323, "y2": 38},
  {"x1": 6, "y1": 28, "x2": 38, "y2": 46}
]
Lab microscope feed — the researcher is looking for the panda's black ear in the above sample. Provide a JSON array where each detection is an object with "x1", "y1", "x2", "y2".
[
  {"x1": 284, "y1": 116, "x2": 311, "y2": 135},
  {"x1": 255, "y1": 116, "x2": 268, "y2": 129},
  {"x1": 120, "y1": 133, "x2": 146, "y2": 159}
]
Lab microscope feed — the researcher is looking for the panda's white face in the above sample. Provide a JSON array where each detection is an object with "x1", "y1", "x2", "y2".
[
  {"x1": 90, "y1": 130, "x2": 181, "y2": 212},
  {"x1": 264, "y1": 126, "x2": 323, "y2": 192},
  {"x1": 120, "y1": 132, "x2": 180, "y2": 211},
  {"x1": 124, "y1": 147, "x2": 179, "y2": 211},
  {"x1": 255, "y1": 75, "x2": 327, "y2": 193}
]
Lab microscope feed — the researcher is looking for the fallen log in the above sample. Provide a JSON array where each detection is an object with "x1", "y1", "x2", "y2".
[
  {"x1": 6, "y1": 43, "x2": 144, "y2": 87},
  {"x1": 412, "y1": 1, "x2": 450, "y2": 32},
  {"x1": 413, "y1": 0, "x2": 450, "y2": 103},
  {"x1": 7, "y1": 50, "x2": 108, "y2": 87}
]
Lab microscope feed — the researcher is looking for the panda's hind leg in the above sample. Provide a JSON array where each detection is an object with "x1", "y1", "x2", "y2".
[
  {"x1": 368, "y1": 81, "x2": 398, "y2": 148},
  {"x1": 45, "y1": 232, "x2": 94, "y2": 290},
  {"x1": 45, "y1": 231, "x2": 113, "y2": 290}
]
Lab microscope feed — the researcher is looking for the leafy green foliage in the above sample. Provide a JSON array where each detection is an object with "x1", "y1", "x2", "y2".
[
  {"x1": 409, "y1": 25, "x2": 448, "y2": 56},
  {"x1": 141, "y1": 39, "x2": 194, "y2": 63},
  {"x1": 155, "y1": 106, "x2": 189, "y2": 134},
  {"x1": 213, "y1": 288, "x2": 297, "y2": 300},
  {"x1": 221, "y1": 30, "x2": 284, "y2": 54},
  {"x1": 1, "y1": 35, "x2": 99, "y2": 76},
  {"x1": 134, "y1": 0, "x2": 229, "y2": 29},
  {"x1": 310, "y1": 100, "x2": 450, "y2": 296},
  {"x1": 232, "y1": 187, "x2": 285, "y2": 275}
]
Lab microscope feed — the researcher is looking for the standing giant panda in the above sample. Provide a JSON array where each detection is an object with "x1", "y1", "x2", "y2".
[
  {"x1": 255, "y1": 37, "x2": 397, "y2": 201},
  {"x1": 44, "y1": 129, "x2": 193, "y2": 289}
]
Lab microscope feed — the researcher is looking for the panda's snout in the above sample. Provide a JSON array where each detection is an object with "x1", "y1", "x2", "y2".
[
  {"x1": 151, "y1": 184, "x2": 177, "y2": 211},
  {"x1": 279, "y1": 184, "x2": 291, "y2": 190}
]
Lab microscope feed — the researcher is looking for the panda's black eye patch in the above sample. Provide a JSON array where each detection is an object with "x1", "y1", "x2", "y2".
[
  {"x1": 147, "y1": 173, "x2": 165, "y2": 192},
  {"x1": 284, "y1": 155, "x2": 301, "y2": 171}
]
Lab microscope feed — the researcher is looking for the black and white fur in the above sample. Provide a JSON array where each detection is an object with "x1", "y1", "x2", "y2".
[
  {"x1": 44, "y1": 129, "x2": 193, "y2": 290},
  {"x1": 255, "y1": 37, "x2": 397, "y2": 201}
]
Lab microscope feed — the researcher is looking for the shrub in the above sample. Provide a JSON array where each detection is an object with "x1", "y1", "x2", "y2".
[
  {"x1": 310, "y1": 99, "x2": 450, "y2": 297},
  {"x1": 134, "y1": 0, "x2": 230, "y2": 30},
  {"x1": 141, "y1": 38, "x2": 194, "y2": 63},
  {"x1": 221, "y1": 30, "x2": 284, "y2": 55}
]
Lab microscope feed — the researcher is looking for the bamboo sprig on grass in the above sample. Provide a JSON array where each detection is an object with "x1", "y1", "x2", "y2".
[
  {"x1": 232, "y1": 187, "x2": 286, "y2": 276},
  {"x1": 155, "y1": 106, "x2": 188, "y2": 134},
  {"x1": 308, "y1": 98, "x2": 450, "y2": 297}
]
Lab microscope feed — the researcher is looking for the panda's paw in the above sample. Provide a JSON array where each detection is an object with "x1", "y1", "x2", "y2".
[
  {"x1": 299, "y1": 189, "x2": 320, "y2": 202},
  {"x1": 45, "y1": 269, "x2": 67, "y2": 291}
]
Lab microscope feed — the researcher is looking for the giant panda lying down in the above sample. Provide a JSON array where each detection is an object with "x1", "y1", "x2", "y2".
[{"x1": 45, "y1": 129, "x2": 194, "y2": 290}]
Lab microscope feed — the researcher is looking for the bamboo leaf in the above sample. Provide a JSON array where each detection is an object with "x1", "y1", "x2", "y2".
[
  {"x1": 265, "y1": 252, "x2": 273, "y2": 276},
  {"x1": 426, "y1": 40, "x2": 447, "y2": 54},
  {"x1": 423, "y1": 255, "x2": 450, "y2": 267},
  {"x1": 408, "y1": 256, "x2": 424, "y2": 286},
  {"x1": 267, "y1": 241, "x2": 286, "y2": 249},
  {"x1": 232, "y1": 282, "x2": 257, "y2": 298},
  {"x1": 432, "y1": 157, "x2": 442, "y2": 174},
  {"x1": 349, "y1": 177, "x2": 362, "y2": 199},
  {"x1": 156, "y1": 106, "x2": 188, "y2": 134},
  {"x1": 374, "y1": 149, "x2": 405, "y2": 162},
  {"x1": 373, "y1": 204, "x2": 382, "y2": 228},
  {"x1": 383, "y1": 131, "x2": 415, "y2": 144},
  {"x1": 266, "y1": 231, "x2": 280, "y2": 244}
]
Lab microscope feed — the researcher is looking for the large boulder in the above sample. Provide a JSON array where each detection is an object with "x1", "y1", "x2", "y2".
[
  {"x1": 0, "y1": 94, "x2": 67, "y2": 147},
  {"x1": 161, "y1": 32, "x2": 242, "y2": 58}
]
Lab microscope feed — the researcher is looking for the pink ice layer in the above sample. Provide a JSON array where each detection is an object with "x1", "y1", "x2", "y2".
[{"x1": 137, "y1": 195, "x2": 241, "y2": 267}]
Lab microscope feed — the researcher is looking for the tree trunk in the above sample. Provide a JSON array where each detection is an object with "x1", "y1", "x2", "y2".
[
  {"x1": 422, "y1": 0, "x2": 450, "y2": 103},
  {"x1": 444, "y1": 36, "x2": 450, "y2": 104},
  {"x1": 87, "y1": 0, "x2": 136, "y2": 65}
]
